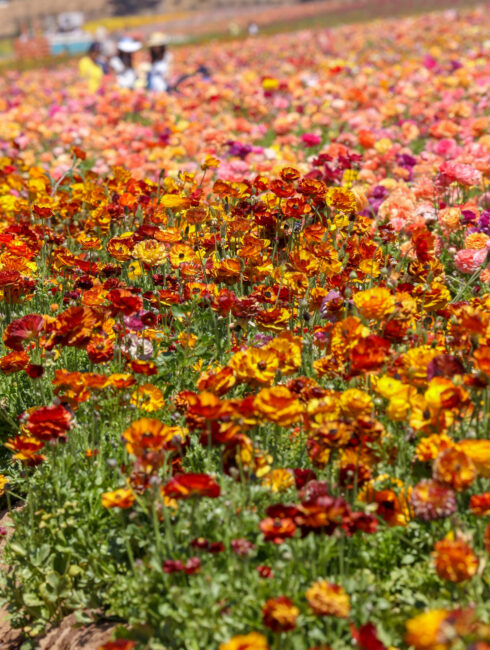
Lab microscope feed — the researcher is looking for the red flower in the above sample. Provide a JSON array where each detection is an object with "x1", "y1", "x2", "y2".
[
  {"x1": 26, "y1": 405, "x2": 72, "y2": 442},
  {"x1": 163, "y1": 559, "x2": 184, "y2": 573},
  {"x1": 163, "y1": 473, "x2": 220, "y2": 499},
  {"x1": 108, "y1": 288, "x2": 143, "y2": 316},
  {"x1": 351, "y1": 623, "x2": 388, "y2": 650},
  {"x1": 3, "y1": 314, "x2": 45, "y2": 351}
]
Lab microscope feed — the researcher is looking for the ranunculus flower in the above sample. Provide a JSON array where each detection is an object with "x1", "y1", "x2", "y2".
[{"x1": 454, "y1": 248, "x2": 487, "y2": 274}]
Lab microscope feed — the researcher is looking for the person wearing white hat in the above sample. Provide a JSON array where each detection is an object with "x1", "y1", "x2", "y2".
[
  {"x1": 110, "y1": 37, "x2": 142, "y2": 89},
  {"x1": 146, "y1": 32, "x2": 172, "y2": 92}
]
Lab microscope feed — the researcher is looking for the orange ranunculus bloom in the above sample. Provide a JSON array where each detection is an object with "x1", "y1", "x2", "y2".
[
  {"x1": 458, "y1": 439, "x2": 490, "y2": 478},
  {"x1": 405, "y1": 609, "x2": 449, "y2": 650},
  {"x1": 169, "y1": 243, "x2": 199, "y2": 268},
  {"x1": 259, "y1": 517, "x2": 296, "y2": 544},
  {"x1": 196, "y1": 366, "x2": 236, "y2": 396},
  {"x1": 101, "y1": 488, "x2": 135, "y2": 509},
  {"x1": 130, "y1": 384, "x2": 165, "y2": 412},
  {"x1": 123, "y1": 418, "x2": 187, "y2": 458},
  {"x1": 266, "y1": 332, "x2": 302, "y2": 376},
  {"x1": 353, "y1": 287, "x2": 395, "y2": 320},
  {"x1": 262, "y1": 596, "x2": 299, "y2": 632},
  {"x1": 305, "y1": 580, "x2": 350, "y2": 617},
  {"x1": 470, "y1": 493, "x2": 490, "y2": 516},
  {"x1": 415, "y1": 434, "x2": 455, "y2": 462},
  {"x1": 229, "y1": 347, "x2": 279, "y2": 386},
  {"x1": 219, "y1": 632, "x2": 269, "y2": 650},
  {"x1": 253, "y1": 386, "x2": 303, "y2": 426},
  {"x1": 433, "y1": 448, "x2": 476, "y2": 491},
  {"x1": 163, "y1": 473, "x2": 220, "y2": 499},
  {"x1": 5, "y1": 435, "x2": 45, "y2": 465},
  {"x1": 255, "y1": 307, "x2": 291, "y2": 333},
  {"x1": 473, "y1": 346, "x2": 490, "y2": 375},
  {"x1": 433, "y1": 534, "x2": 479, "y2": 583},
  {"x1": 0, "y1": 350, "x2": 29, "y2": 374}
]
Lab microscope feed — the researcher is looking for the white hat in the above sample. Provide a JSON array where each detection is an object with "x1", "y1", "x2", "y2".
[
  {"x1": 118, "y1": 37, "x2": 142, "y2": 53},
  {"x1": 147, "y1": 32, "x2": 168, "y2": 48}
]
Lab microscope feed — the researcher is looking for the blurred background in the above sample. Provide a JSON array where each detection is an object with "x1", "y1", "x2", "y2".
[{"x1": 0, "y1": 0, "x2": 482, "y2": 64}]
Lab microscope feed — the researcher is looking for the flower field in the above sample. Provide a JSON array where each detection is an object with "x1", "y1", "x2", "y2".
[{"x1": 0, "y1": 6, "x2": 489, "y2": 650}]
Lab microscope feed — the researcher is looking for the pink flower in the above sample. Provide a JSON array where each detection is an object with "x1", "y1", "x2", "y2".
[
  {"x1": 433, "y1": 138, "x2": 461, "y2": 158},
  {"x1": 440, "y1": 161, "x2": 481, "y2": 187},
  {"x1": 454, "y1": 248, "x2": 487, "y2": 274},
  {"x1": 301, "y1": 133, "x2": 321, "y2": 147}
]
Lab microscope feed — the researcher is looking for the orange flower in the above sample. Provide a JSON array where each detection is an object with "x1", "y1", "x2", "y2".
[
  {"x1": 433, "y1": 534, "x2": 478, "y2": 583},
  {"x1": 415, "y1": 434, "x2": 454, "y2": 462},
  {"x1": 353, "y1": 287, "x2": 395, "y2": 320},
  {"x1": 219, "y1": 632, "x2": 269, "y2": 650},
  {"x1": 473, "y1": 346, "x2": 490, "y2": 375},
  {"x1": 253, "y1": 386, "x2": 303, "y2": 426},
  {"x1": 196, "y1": 366, "x2": 236, "y2": 396},
  {"x1": 457, "y1": 440, "x2": 490, "y2": 478},
  {"x1": 130, "y1": 384, "x2": 165, "y2": 412},
  {"x1": 5, "y1": 435, "x2": 45, "y2": 465},
  {"x1": 305, "y1": 580, "x2": 350, "y2": 617},
  {"x1": 123, "y1": 418, "x2": 186, "y2": 458},
  {"x1": 405, "y1": 609, "x2": 449, "y2": 650},
  {"x1": 98, "y1": 640, "x2": 135, "y2": 650},
  {"x1": 101, "y1": 488, "x2": 135, "y2": 509},
  {"x1": 229, "y1": 347, "x2": 279, "y2": 386},
  {"x1": 255, "y1": 307, "x2": 291, "y2": 333},
  {"x1": 0, "y1": 350, "x2": 29, "y2": 374},
  {"x1": 169, "y1": 243, "x2": 199, "y2": 267},
  {"x1": 262, "y1": 596, "x2": 299, "y2": 632},
  {"x1": 433, "y1": 448, "x2": 476, "y2": 491},
  {"x1": 470, "y1": 493, "x2": 490, "y2": 516}
]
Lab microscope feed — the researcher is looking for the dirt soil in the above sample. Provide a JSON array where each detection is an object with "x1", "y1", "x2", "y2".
[{"x1": 0, "y1": 510, "x2": 116, "y2": 650}]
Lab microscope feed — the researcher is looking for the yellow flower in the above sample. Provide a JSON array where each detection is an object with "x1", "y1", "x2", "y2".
[
  {"x1": 261, "y1": 468, "x2": 295, "y2": 493},
  {"x1": 132, "y1": 239, "x2": 167, "y2": 266},
  {"x1": 219, "y1": 632, "x2": 269, "y2": 650},
  {"x1": 353, "y1": 287, "x2": 395, "y2": 320},
  {"x1": 130, "y1": 384, "x2": 165, "y2": 412},
  {"x1": 229, "y1": 347, "x2": 280, "y2": 386},
  {"x1": 101, "y1": 488, "x2": 135, "y2": 509},
  {"x1": 0, "y1": 474, "x2": 9, "y2": 496},
  {"x1": 339, "y1": 388, "x2": 373, "y2": 417},
  {"x1": 405, "y1": 610, "x2": 449, "y2": 650},
  {"x1": 306, "y1": 580, "x2": 350, "y2": 617}
]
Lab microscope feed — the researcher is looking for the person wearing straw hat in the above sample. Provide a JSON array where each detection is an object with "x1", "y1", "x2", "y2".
[
  {"x1": 146, "y1": 32, "x2": 173, "y2": 92},
  {"x1": 110, "y1": 37, "x2": 142, "y2": 89}
]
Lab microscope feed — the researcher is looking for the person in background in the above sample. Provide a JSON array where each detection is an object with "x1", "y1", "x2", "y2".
[
  {"x1": 79, "y1": 42, "x2": 105, "y2": 93},
  {"x1": 146, "y1": 32, "x2": 172, "y2": 92},
  {"x1": 109, "y1": 37, "x2": 142, "y2": 89}
]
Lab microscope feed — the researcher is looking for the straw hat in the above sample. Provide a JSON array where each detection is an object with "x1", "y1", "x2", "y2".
[
  {"x1": 147, "y1": 32, "x2": 168, "y2": 48},
  {"x1": 117, "y1": 37, "x2": 142, "y2": 53}
]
